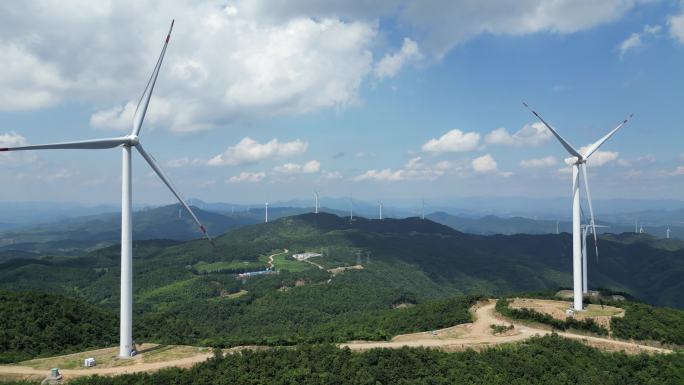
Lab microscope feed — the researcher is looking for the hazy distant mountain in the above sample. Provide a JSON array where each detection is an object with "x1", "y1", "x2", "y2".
[
  {"x1": 428, "y1": 211, "x2": 684, "y2": 239},
  {"x1": 0, "y1": 204, "x2": 259, "y2": 253}
]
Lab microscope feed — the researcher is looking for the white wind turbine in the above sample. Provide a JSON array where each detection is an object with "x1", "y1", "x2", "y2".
[
  {"x1": 379, "y1": 200, "x2": 383, "y2": 220},
  {"x1": 523, "y1": 102, "x2": 632, "y2": 311},
  {"x1": 1, "y1": 21, "x2": 212, "y2": 357},
  {"x1": 265, "y1": 201, "x2": 269, "y2": 223},
  {"x1": 314, "y1": 191, "x2": 319, "y2": 214}
]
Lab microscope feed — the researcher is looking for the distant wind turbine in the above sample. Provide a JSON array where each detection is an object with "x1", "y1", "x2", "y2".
[
  {"x1": 0, "y1": 21, "x2": 212, "y2": 357},
  {"x1": 421, "y1": 198, "x2": 425, "y2": 220},
  {"x1": 314, "y1": 191, "x2": 319, "y2": 214},
  {"x1": 265, "y1": 201, "x2": 269, "y2": 223},
  {"x1": 379, "y1": 200, "x2": 383, "y2": 220},
  {"x1": 666, "y1": 226, "x2": 671, "y2": 239},
  {"x1": 524, "y1": 102, "x2": 631, "y2": 311}
]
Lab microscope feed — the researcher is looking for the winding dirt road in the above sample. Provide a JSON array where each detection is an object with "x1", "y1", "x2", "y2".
[
  {"x1": 1, "y1": 301, "x2": 670, "y2": 381},
  {"x1": 341, "y1": 300, "x2": 671, "y2": 354},
  {"x1": 267, "y1": 249, "x2": 288, "y2": 270}
]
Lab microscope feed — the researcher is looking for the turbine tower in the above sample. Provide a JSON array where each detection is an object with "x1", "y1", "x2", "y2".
[
  {"x1": 667, "y1": 226, "x2": 671, "y2": 239},
  {"x1": 421, "y1": 198, "x2": 425, "y2": 220},
  {"x1": 314, "y1": 191, "x2": 319, "y2": 214},
  {"x1": 379, "y1": 200, "x2": 383, "y2": 220},
  {"x1": 524, "y1": 102, "x2": 631, "y2": 311},
  {"x1": 265, "y1": 201, "x2": 269, "y2": 223},
  {"x1": 1, "y1": 21, "x2": 212, "y2": 357}
]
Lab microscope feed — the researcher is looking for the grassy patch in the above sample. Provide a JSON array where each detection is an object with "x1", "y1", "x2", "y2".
[{"x1": 194, "y1": 260, "x2": 266, "y2": 274}]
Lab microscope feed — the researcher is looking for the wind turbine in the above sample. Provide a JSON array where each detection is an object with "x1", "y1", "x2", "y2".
[
  {"x1": 379, "y1": 200, "x2": 383, "y2": 220},
  {"x1": 666, "y1": 226, "x2": 671, "y2": 239},
  {"x1": 523, "y1": 102, "x2": 631, "y2": 311},
  {"x1": 314, "y1": 191, "x2": 319, "y2": 214},
  {"x1": 421, "y1": 198, "x2": 425, "y2": 220},
  {"x1": 0, "y1": 21, "x2": 212, "y2": 357},
  {"x1": 265, "y1": 201, "x2": 269, "y2": 223}
]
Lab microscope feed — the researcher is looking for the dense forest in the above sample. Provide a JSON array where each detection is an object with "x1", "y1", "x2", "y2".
[
  {"x1": 0, "y1": 288, "x2": 474, "y2": 363},
  {"x1": 0, "y1": 291, "x2": 117, "y2": 363},
  {"x1": 3, "y1": 335, "x2": 682, "y2": 385}
]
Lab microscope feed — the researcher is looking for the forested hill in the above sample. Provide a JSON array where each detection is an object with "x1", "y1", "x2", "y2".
[{"x1": 0, "y1": 204, "x2": 258, "y2": 254}]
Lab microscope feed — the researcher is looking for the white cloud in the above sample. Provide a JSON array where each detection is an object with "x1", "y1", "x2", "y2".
[
  {"x1": 0, "y1": 1, "x2": 640, "y2": 131},
  {"x1": 0, "y1": 132, "x2": 38, "y2": 164},
  {"x1": 472, "y1": 154, "x2": 498, "y2": 173},
  {"x1": 0, "y1": 1, "x2": 376, "y2": 132},
  {"x1": 485, "y1": 122, "x2": 551, "y2": 147},
  {"x1": 165, "y1": 157, "x2": 202, "y2": 168},
  {"x1": 208, "y1": 137, "x2": 308, "y2": 166},
  {"x1": 397, "y1": 0, "x2": 640, "y2": 56},
  {"x1": 321, "y1": 170, "x2": 343, "y2": 180},
  {"x1": 618, "y1": 33, "x2": 642, "y2": 56},
  {"x1": 273, "y1": 160, "x2": 321, "y2": 174},
  {"x1": 580, "y1": 145, "x2": 619, "y2": 167},
  {"x1": 228, "y1": 171, "x2": 266, "y2": 183},
  {"x1": 353, "y1": 156, "x2": 446, "y2": 182},
  {"x1": 422, "y1": 129, "x2": 480, "y2": 153},
  {"x1": 374, "y1": 37, "x2": 422, "y2": 78},
  {"x1": 670, "y1": 166, "x2": 684, "y2": 176},
  {"x1": 520, "y1": 156, "x2": 557, "y2": 168},
  {"x1": 472, "y1": 154, "x2": 512, "y2": 177},
  {"x1": 617, "y1": 24, "x2": 661, "y2": 57},
  {"x1": 669, "y1": 13, "x2": 684, "y2": 44}
]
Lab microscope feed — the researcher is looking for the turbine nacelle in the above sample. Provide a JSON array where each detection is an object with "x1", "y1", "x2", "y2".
[
  {"x1": 564, "y1": 156, "x2": 581, "y2": 166},
  {"x1": 125, "y1": 135, "x2": 140, "y2": 146}
]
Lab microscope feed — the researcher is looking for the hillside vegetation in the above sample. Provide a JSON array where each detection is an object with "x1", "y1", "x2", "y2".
[
  {"x1": 45, "y1": 336, "x2": 684, "y2": 385},
  {"x1": 0, "y1": 291, "x2": 117, "y2": 363},
  {"x1": 0, "y1": 213, "x2": 683, "y2": 361}
]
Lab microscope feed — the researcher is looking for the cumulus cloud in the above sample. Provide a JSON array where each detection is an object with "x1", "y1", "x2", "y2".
[
  {"x1": 0, "y1": 132, "x2": 38, "y2": 164},
  {"x1": 472, "y1": 154, "x2": 511, "y2": 176},
  {"x1": 273, "y1": 160, "x2": 321, "y2": 174},
  {"x1": 228, "y1": 171, "x2": 266, "y2": 183},
  {"x1": 485, "y1": 123, "x2": 551, "y2": 147},
  {"x1": 0, "y1": 1, "x2": 640, "y2": 131},
  {"x1": 0, "y1": 1, "x2": 376, "y2": 132},
  {"x1": 353, "y1": 156, "x2": 445, "y2": 182},
  {"x1": 617, "y1": 24, "x2": 661, "y2": 57},
  {"x1": 670, "y1": 166, "x2": 684, "y2": 176},
  {"x1": 208, "y1": 137, "x2": 308, "y2": 166},
  {"x1": 669, "y1": 12, "x2": 684, "y2": 44},
  {"x1": 321, "y1": 170, "x2": 343, "y2": 180},
  {"x1": 520, "y1": 156, "x2": 557, "y2": 168},
  {"x1": 422, "y1": 129, "x2": 480, "y2": 153},
  {"x1": 580, "y1": 145, "x2": 619, "y2": 167},
  {"x1": 374, "y1": 38, "x2": 422, "y2": 78}
]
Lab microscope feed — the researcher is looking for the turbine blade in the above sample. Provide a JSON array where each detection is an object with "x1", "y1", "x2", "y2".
[
  {"x1": 581, "y1": 163, "x2": 599, "y2": 257},
  {"x1": 132, "y1": 20, "x2": 174, "y2": 137},
  {"x1": 0, "y1": 137, "x2": 129, "y2": 151},
  {"x1": 135, "y1": 143, "x2": 213, "y2": 244},
  {"x1": 582, "y1": 114, "x2": 633, "y2": 159},
  {"x1": 522, "y1": 102, "x2": 581, "y2": 158}
]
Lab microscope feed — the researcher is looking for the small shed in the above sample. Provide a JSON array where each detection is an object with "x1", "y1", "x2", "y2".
[{"x1": 84, "y1": 357, "x2": 96, "y2": 367}]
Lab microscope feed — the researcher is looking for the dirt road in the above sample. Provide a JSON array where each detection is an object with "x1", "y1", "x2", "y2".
[
  {"x1": 1, "y1": 300, "x2": 670, "y2": 380},
  {"x1": 0, "y1": 352, "x2": 212, "y2": 380},
  {"x1": 267, "y1": 249, "x2": 288, "y2": 270},
  {"x1": 341, "y1": 300, "x2": 671, "y2": 354}
]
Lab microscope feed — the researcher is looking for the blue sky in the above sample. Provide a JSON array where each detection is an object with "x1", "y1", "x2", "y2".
[{"x1": 1, "y1": 0, "x2": 684, "y2": 205}]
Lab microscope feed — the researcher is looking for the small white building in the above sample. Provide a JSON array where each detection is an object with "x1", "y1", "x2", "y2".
[
  {"x1": 292, "y1": 252, "x2": 322, "y2": 261},
  {"x1": 84, "y1": 358, "x2": 96, "y2": 367}
]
